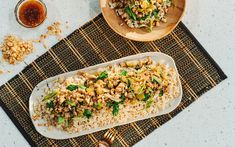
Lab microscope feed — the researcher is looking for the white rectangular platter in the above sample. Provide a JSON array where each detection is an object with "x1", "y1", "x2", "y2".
[{"x1": 29, "y1": 52, "x2": 182, "y2": 139}]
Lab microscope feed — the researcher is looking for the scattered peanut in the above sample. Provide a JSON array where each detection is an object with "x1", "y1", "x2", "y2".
[
  {"x1": 0, "y1": 22, "x2": 65, "y2": 65},
  {"x1": 0, "y1": 35, "x2": 34, "y2": 64},
  {"x1": 47, "y1": 22, "x2": 62, "y2": 40},
  {"x1": 35, "y1": 21, "x2": 63, "y2": 49}
]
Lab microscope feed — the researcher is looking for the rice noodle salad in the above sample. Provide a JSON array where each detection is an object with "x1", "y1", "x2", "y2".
[
  {"x1": 109, "y1": 0, "x2": 173, "y2": 32},
  {"x1": 33, "y1": 57, "x2": 180, "y2": 133}
]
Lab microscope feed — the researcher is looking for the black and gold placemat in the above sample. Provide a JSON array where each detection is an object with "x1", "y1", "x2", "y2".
[{"x1": 0, "y1": 14, "x2": 227, "y2": 147}]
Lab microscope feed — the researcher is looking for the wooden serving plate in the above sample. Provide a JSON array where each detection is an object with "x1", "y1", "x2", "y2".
[{"x1": 100, "y1": 0, "x2": 186, "y2": 41}]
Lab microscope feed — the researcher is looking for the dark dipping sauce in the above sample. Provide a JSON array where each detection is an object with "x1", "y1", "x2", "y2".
[{"x1": 18, "y1": 0, "x2": 46, "y2": 28}]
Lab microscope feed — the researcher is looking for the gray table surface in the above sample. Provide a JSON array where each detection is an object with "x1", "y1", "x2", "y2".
[{"x1": 0, "y1": 0, "x2": 234, "y2": 146}]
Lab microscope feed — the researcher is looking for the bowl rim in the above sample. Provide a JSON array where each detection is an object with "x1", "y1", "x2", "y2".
[
  {"x1": 100, "y1": 0, "x2": 186, "y2": 42},
  {"x1": 14, "y1": 0, "x2": 47, "y2": 28}
]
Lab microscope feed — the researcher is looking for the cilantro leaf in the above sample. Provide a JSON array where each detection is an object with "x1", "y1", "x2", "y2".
[
  {"x1": 143, "y1": 93, "x2": 151, "y2": 102},
  {"x1": 119, "y1": 93, "x2": 126, "y2": 104},
  {"x1": 47, "y1": 101, "x2": 54, "y2": 109},
  {"x1": 152, "y1": 76, "x2": 161, "y2": 84},
  {"x1": 120, "y1": 70, "x2": 128, "y2": 76},
  {"x1": 66, "y1": 84, "x2": 78, "y2": 91},
  {"x1": 96, "y1": 71, "x2": 108, "y2": 81},
  {"x1": 83, "y1": 109, "x2": 92, "y2": 119},
  {"x1": 159, "y1": 89, "x2": 164, "y2": 97},
  {"x1": 107, "y1": 100, "x2": 122, "y2": 116},
  {"x1": 112, "y1": 102, "x2": 120, "y2": 116}
]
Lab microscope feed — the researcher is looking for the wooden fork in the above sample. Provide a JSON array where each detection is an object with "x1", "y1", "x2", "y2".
[{"x1": 98, "y1": 130, "x2": 117, "y2": 147}]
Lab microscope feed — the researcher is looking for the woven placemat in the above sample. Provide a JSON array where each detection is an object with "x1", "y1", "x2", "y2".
[{"x1": 0, "y1": 14, "x2": 227, "y2": 147}]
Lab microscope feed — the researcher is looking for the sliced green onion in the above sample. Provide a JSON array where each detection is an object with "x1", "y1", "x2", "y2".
[
  {"x1": 152, "y1": 76, "x2": 161, "y2": 84},
  {"x1": 78, "y1": 85, "x2": 87, "y2": 90},
  {"x1": 120, "y1": 93, "x2": 126, "y2": 104},
  {"x1": 43, "y1": 91, "x2": 58, "y2": 101},
  {"x1": 152, "y1": 9, "x2": 159, "y2": 19},
  {"x1": 146, "y1": 99, "x2": 154, "y2": 108}
]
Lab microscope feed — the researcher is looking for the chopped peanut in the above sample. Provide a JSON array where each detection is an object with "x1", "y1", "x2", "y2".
[{"x1": 0, "y1": 35, "x2": 34, "y2": 64}]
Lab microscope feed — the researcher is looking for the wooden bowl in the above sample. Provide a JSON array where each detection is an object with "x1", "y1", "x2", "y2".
[{"x1": 100, "y1": 0, "x2": 186, "y2": 41}]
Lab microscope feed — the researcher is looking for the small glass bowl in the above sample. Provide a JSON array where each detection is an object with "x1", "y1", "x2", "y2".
[{"x1": 15, "y1": 0, "x2": 47, "y2": 28}]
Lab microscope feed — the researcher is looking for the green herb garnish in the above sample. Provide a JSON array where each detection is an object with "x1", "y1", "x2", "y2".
[
  {"x1": 65, "y1": 99, "x2": 76, "y2": 107},
  {"x1": 43, "y1": 91, "x2": 58, "y2": 101},
  {"x1": 58, "y1": 116, "x2": 65, "y2": 124},
  {"x1": 96, "y1": 71, "x2": 108, "y2": 81},
  {"x1": 159, "y1": 89, "x2": 164, "y2": 97},
  {"x1": 119, "y1": 93, "x2": 126, "y2": 104},
  {"x1": 66, "y1": 84, "x2": 78, "y2": 91},
  {"x1": 143, "y1": 93, "x2": 151, "y2": 102},
  {"x1": 83, "y1": 109, "x2": 92, "y2": 119},
  {"x1": 47, "y1": 101, "x2": 54, "y2": 109},
  {"x1": 112, "y1": 102, "x2": 120, "y2": 116},
  {"x1": 146, "y1": 99, "x2": 154, "y2": 108},
  {"x1": 152, "y1": 9, "x2": 159, "y2": 19},
  {"x1": 147, "y1": 87, "x2": 153, "y2": 93},
  {"x1": 106, "y1": 98, "x2": 123, "y2": 116},
  {"x1": 152, "y1": 76, "x2": 161, "y2": 84},
  {"x1": 120, "y1": 70, "x2": 128, "y2": 76},
  {"x1": 106, "y1": 101, "x2": 113, "y2": 107},
  {"x1": 124, "y1": 6, "x2": 137, "y2": 20}
]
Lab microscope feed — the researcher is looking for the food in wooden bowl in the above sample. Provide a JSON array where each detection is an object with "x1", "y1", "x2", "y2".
[
  {"x1": 30, "y1": 52, "x2": 182, "y2": 139},
  {"x1": 100, "y1": 0, "x2": 186, "y2": 41}
]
